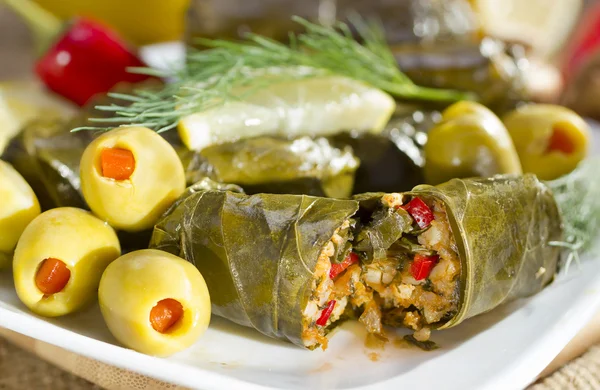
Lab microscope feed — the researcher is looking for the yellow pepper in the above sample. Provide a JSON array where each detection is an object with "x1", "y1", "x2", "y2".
[
  {"x1": 424, "y1": 101, "x2": 522, "y2": 184},
  {"x1": 0, "y1": 81, "x2": 74, "y2": 153},
  {"x1": 34, "y1": 0, "x2": 190, "y2": 45},
  {"x1": 503, "y1": 104, "x2": 590, "y2": 181}
]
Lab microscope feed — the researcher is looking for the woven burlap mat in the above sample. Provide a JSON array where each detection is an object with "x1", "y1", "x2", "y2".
[
  {"x1": 0, "y1": 329, "x2": 184, "y2": 390},
  {"x1": 2, "y1": 327, "x2": 600, "y2": 390},
  {"x1": 529, "y1": 346, "x2": 600, "y2": 390},
  {"x1": 0, "y1": 336, "x2": 100, "y2": 390}
]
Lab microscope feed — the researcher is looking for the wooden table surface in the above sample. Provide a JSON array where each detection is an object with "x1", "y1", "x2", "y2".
[{"x1": 1, "y1": 3, "x2": 599, "y2": 389}]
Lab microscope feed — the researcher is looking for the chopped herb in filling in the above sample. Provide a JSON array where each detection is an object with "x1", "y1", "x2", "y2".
[
  {"x1": 351, "y1": 194, "x2": 461, "y2": 342},
  {"x1": 302, "y1": 219, "x2": 356, "y2": 350},
  {"x1": 302, "y1": 194, "x2": 461, "y2": 349}
]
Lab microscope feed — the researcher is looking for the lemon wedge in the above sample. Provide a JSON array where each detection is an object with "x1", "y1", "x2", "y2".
[
  {"x1": 471, "y1": 0, "x2": 583, "y2": 59},
  {"x1": 178, "y1": 76, "x2": 396, "y2": 151},
  {"x1": 0, "y1": 81, "x2": 75, "y2": 152},
  {"x1": 0, "y1": 160, "x2": 41, "y2": 269},
  {"x1": 0, "y1": 96, "x2": 24, "y2": 153}
]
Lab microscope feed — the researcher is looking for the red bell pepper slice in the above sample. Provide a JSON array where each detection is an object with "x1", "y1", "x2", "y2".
[
  {"x1": 562, "y1": 3, "x2": 600, "y2": 83},
  {"x1": 35, "y1": 18, "x2": 151, "y2": 106},
  {"x1": 329, "y1": 252, "x2": 359, "y2": 279},
  {"x1": 400, "y1": 197, "x2": 435, "y2": 229},
  {"x1": 316, "y1": 300, "x2": 337, "y2": 327},
  {"x1": 410, "y1": 254, "x2": 439, "y2": 281}
]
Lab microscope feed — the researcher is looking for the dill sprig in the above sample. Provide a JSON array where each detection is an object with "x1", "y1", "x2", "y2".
[
  {"x1": 547, "y1": 157, "x2": 600, "y2": 272},
  {"x1": 74, "y1": 16, "x2": 472, "y2": 133}
]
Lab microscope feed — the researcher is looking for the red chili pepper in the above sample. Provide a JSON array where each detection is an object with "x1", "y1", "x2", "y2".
[
  {"x1": 400, "y1": 197, "x2": 435, "y2": 229},
  {"x1": 410, "y1": 254, "x2": 439, "y2": 281},
  {"x1": 562, "y1": 3, "x2": 600, "y2": 84},
  {"x1": 316, "y1": 300, "x2": 337, "y2": 327},
  {"x1": 329, "y1": 252, "x2": 359, "y2": 279},
  {"x1": 35, "y1": 18, "x2": 151, "y2": 106}
]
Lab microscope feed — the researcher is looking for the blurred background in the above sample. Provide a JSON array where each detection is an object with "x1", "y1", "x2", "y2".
[
  {"x1": 0, "y1": 0, "x2": 599, "y2": 389},
  {"x1": 1, "y1": 0, "x2": 600, "y2": 118}
]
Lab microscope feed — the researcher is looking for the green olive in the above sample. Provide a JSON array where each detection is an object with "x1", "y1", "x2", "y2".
[
  {"x1": 425, "y1": 101, "x2": 522, "y2": 184},
  {"x1": 13, "y1": 207, "x2": 121, "y2": 317},
  {"x1": 99, "y1": 249, "x2": 211, "y2": 357},
  {"x1": 0, "y1": 160, "x2": 41, "y2": 270},
  {"x1": 440, "y1": 100, "x2": 498, "y2": 121},
  {"x1": 80, "y1": 127, "x2": 186, "y2": 232},
  {"x1": 503, "y1": 104, "x2": 590, "y2": 180}
]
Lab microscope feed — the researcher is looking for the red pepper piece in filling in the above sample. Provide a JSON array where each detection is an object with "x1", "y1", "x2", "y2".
[
  {"x1": 400, "y1": 197, "x2": 435, "y2": 229},
  {"x1": 410, "y1": 254, "x2": 439, "y2": 281},
  {"x1": 329, "y1": 252, "x2": 359, "y2": 279},
  {"x1": 35, "y1": 18, "x2": 151, "y2": 106},
  {"x1": 316, "y1": 300, "x2": 337, "y2": 327}
]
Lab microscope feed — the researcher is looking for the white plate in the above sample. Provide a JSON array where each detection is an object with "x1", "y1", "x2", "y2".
[
  {"x1": 1, "y1": 121, "x2": 599, "y2": 390},
  {"x1": 1, "y1": 259, "x2": 600, "y2": 390}
]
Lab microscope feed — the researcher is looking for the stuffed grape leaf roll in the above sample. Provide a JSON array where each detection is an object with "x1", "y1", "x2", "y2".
[
  {"x1": 351, "y1": 174, "x2": 562, "y2": 342},
  {"x1": 150, "y1": 185, "x2": 359, "y2": 349}
]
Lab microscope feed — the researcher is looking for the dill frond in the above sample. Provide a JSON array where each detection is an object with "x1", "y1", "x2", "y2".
[
  {"x1": 547, "y1": 157, "x2": 600, "y2": 270},
  {"x1": 73, "y1": 16, "x2": 472, "y2": 133}
]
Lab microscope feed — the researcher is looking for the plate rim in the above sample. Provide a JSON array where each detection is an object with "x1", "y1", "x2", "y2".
[
  {"x1": 0, "y1": 306, "x2": 271, "y2": 390},
  {"x1": 2, "y1": 263, "x2": 600, "y2": 390},
  {"x1": 0, "y1": 122, "x2": 598, "y2": 390},
  {"x1": 481, "y1": 268, "x2": 600, "y2": 390}
]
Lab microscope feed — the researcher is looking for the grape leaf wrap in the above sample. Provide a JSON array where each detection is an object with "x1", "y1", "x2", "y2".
[
  {"x1": 409, "y1": 174, "x2": 562, "y2": 328},
  {"x1": 181, "y1": 136, "x2": 359, "y2": 198},
  {"x1": 150, "y1": 188, "x2": 359, "y2": 347}
]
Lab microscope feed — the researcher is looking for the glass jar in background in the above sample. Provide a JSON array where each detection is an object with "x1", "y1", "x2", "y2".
[
  {"x1": 185, "y1": 0, "x2": 477, "y2": 46},
  {"x1": 33, "y1": 0, "x2": 190, "y2": 45},
  {"x1": 186, "y1": 0, "x2": 329, "y2": 43},
  {"x1": 185, "y1": 0, "x2": 526, "y2": 113}
]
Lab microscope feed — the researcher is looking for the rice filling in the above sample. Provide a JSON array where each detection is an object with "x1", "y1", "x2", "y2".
[
  {"x1": 352, "y1": 194, "x2": 461, "y2": 342},
  {"x1": 301, "y1": 193, "x2": 461, "y2": 349},
  {"x1": 301, "y1": 219, "x2": 355, "y2": 349}
]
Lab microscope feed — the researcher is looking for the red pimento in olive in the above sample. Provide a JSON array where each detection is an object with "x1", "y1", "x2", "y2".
[
  {"x1": 100, "y1": 147, "x2": 136, "y2": 180},
  {"x1": 546, "y1": 126, "x2": 576, "y2": 154},
  {"x1": 150, "y1": 298, "x2": 184, "y2": 334},
  {"x1": 35, "y1": 258, "x2": 71, "y2": 295}
]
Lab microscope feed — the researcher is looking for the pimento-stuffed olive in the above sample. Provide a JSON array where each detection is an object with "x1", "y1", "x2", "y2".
[
  {"x1": 424, "y1": 101, "x2": 522, "y2": 185},
  {"x1": 98, "y1": 249, "x2": 211, "y2": 357},
  {"x1": 80, "y1": 127, "x2": 186, "y2": 232},
  {"x1": 13, "y1": 207, "x2": 120, "y2": 317},
  {"x1": 440, "y1": 100, "x2": 499, "y2": 121},
  {"x1": 503, "y1": 104, "x2": 590, "y2": 180},
  {"x1": 0, "y1": 160, "x2": 41, "y2": 269}
]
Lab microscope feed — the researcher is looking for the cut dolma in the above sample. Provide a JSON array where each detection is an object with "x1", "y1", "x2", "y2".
[
  {"x1": 351, "y1": 174, "x2": 562, "y2": 340},
  {"x1": 150, "y1": 186, "x2": 359, "y2": 349},
  {"x1": 150, "y1": 175, "x2": 562, "y2": 348}
]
